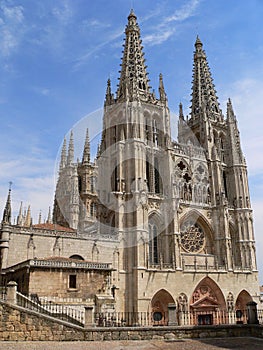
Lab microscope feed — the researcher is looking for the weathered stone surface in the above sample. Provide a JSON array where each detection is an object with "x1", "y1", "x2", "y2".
[
  {"x1": 0, "y1": 301, "x2": 263, "y2": 342},
  {"x1": 164, "y1": 332, "x2": 176, "y2": 340}
]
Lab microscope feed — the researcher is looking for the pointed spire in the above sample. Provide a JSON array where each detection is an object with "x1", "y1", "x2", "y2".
[
  {"x1": 179, "y1": 102, "x2": 184, "y2": 120},
  {"x1": 17, "y1": 201, "x2": 23, "y2": 225},
  {"x1": 38, "y1": 210, "x2": 42, "y2": 224},
  {"x1": 46, "y1": 206, "x2": 52, "y2": 224},
  {"x1": 67, "y1": 131, "x2": 74, "y2": 165},
  {"x1": 227, "y1": 98, "x2": 236, "y2": 121},
  {"x1": 82, "y1": 128, "x2": 90, "y2": 163},
  {"x1": 116, "y1": 10, "x2": 151, "y2": 102},
  {"x1": 226, "y1": 98, "x2": 245, "y2": 164},
  {"x1": 59, "y1": 137, "x2": 67, "y2": 171},
  {"x1": 105, "y1": 78, "x2": 114, "y2": 106},
  {"x1": 159, "y1": 73, "x2": 167, "y2": 103},
  {"x1": 2, "y1": 184, "x2": 12, "y2": 225},
  {"x1": 24, "y1": 205, "x2": 31, "y2": 227},
  {"x1": 190, "y1": 36, "x2": 222, "y2": 121}
]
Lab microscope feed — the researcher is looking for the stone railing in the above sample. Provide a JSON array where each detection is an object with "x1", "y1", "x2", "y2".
[{"x1": 29, "y1": 259, "x2": 112, "y2": 270}]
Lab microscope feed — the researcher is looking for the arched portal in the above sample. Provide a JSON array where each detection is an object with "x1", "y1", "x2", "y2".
[
  {"x1": 190, "y1": 277, "x2": 226, "y2": 325},
  {"x1": 151, "y1": 289, "x2": 175, "y2": 325},
  {"x1": 235, "y1": 290, "x2": 252, "y2": 311}
]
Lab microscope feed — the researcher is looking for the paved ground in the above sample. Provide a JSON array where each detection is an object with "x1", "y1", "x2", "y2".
[{"x1": 0, "y1": 338, "x2": 263, "y2": 350}]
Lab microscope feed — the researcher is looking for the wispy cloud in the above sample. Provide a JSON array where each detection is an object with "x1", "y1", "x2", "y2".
[
  {"x1": 74, "y1": 0, "x2": 202, "y2": 65},
  {"x1": 142, "y1": 0, "x2": 201, "y2": 46},
  {"x1": 0, "y1": 1, "x2": 25, "y2": 57},
  {"x1": 80, "y1": 18, "x2": 111, "y2": 30},
  {"x1": 143, "y1": 29, "x2": 175, "y2": 45},
  {"x1": 51, "y1": 0, "x2": 73, "y2": 25},
  {"x1": 73, "y1": 29, "x2": 123, "y2": 69},
  {"x1": 0, "y1": 155, "x2": 55, "y2": 224},
  {"x1": 165, "y1": 0, "x2": 201, "y2": 22}
]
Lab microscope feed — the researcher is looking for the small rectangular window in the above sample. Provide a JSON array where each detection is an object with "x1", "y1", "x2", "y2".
[{"x1": 69, "y1": 274, "x2": 77, "y2": 289}]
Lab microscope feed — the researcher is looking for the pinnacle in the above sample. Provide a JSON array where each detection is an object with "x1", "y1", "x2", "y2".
[
  {"x1": 195, "y1": 35, "x2": 203, "y2": 47},
  {"x1": 116, "y1": 10, "x2": 152, "y2": 102},
  {"x1": 128, "y1": 8, "x2": 136, "y2": 19},
  {"x1": 191, "y1": 38, "x2": 222, "y2": 121}
]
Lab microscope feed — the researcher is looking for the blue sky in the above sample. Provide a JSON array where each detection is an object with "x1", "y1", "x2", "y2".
[{"x1": 0, "y1": 0, "x2": 263, "y2": 284}]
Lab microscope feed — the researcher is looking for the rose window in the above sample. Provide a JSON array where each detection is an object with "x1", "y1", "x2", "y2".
[{"x1": 181, "y1": 222, "x2": 205, "y2": 253}]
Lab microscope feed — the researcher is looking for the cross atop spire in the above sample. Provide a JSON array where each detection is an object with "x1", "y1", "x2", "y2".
[
  {"x1": 190, "y1": 36, "x2": 223, "y2": 122},
  {"x1": 116, "y1": 10, "x2": 152, "y2": 102}
]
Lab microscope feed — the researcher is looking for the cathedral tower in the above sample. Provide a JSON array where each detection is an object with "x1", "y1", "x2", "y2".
[{"x1": 50, "y1": 11, "x2": 259, "y2": 318}]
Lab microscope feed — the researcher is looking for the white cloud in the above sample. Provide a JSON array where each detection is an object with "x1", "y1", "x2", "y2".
[
  {"x1": 81, "y1": 19, "x2": 111, "y2": 30},
  {"x1": 142, "y1": 0, "x2": 201, "y2": 47},
  {"x1": 143, "y1": 29, "x2": 175, "y2": 46},
  {"x1": 0, "y1": 155, "x2": 55, "y2": 225},
  {"x1": 0, "y1": 2, "x2": 25, "y2": 56},
  {"x1": 165, "y1": 0, "x2": 201, "y2": 22},
  {"x1": 52, "y1": 1, "x2": 73, "y2": 25}
]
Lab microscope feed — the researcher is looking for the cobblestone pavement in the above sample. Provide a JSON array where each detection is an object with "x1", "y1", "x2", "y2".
[{"x1": 0, "y1": 338, "x2": 263, "y2": 350}]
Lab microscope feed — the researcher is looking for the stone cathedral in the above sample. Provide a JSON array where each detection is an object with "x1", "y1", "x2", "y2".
[{"x1": 0, "y1": 10, "x2": 260, "y2": 323}]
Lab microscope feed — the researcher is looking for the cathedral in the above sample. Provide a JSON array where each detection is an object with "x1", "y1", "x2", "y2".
[{"x1": 0, "y1": 10, "x2": 260, "y2": 325}]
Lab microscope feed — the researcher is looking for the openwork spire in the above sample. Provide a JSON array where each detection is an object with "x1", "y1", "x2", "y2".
[
  {"x1": 59, "y1": 137, "x2": 67, "y2": 171},
  {"x1": 67, "y1": 131, "x2": 74, "y2": 165},
  {"x1": 190, "y1": 36, "x2": 222, "y2": 121},
  {"x1": 82, "y1": 128, "x2": 90, "y2": 163},
  {"x1": 2, "y1": 186, "x2": 11, "y2": 225},
  {"x1": 116, "y1": 9, "x2": 151, "y2": 102}
]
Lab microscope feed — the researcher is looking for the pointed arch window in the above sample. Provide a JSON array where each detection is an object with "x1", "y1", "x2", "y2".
[
  {"x1": 152, "y1": 119, "x2": 158, "y2": 146},
  {"x1": 149, "y1": 223, "x2": 158, "y2": 265},
  {"x1": 154, "y1": 157, "x2": 161, "y2": 194},
  {"x1": 90, "y1": 202, "x2": 96, "y2": 217}
]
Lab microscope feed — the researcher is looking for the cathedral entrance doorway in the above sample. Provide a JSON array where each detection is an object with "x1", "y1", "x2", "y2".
[
  {"x1": 151, "y1": 289, "x2": 175, "y2": 325},
  {"x1": 190, "y1": 277, "x2": 226, "y2": 325},
  {"x1": 235, "y1": 290, "x2": 252, "y2": 311}
]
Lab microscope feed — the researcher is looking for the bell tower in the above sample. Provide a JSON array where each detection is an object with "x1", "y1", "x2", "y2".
[
  {"x1": 178, "y1": 37, "x2": 257, "y2": 271},
  {"x1": 97, "y1": 9, "x2": 173, "y2": 313}
]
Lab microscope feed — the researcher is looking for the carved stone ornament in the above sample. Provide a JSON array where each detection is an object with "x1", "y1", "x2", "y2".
[{"x1": 180, "y1": 222, "x2": 205, "y2": 253}]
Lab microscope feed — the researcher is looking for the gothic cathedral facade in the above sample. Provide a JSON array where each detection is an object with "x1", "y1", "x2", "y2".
[{"x1": 0, "y1": 10, "x2": 260, "y2": 322}]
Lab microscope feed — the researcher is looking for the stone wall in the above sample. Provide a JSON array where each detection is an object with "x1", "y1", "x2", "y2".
[{"x1": 1, "y1": 300, "x2": 263, "y2": 341}]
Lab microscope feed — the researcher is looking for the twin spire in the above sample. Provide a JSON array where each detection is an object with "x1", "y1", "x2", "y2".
[
  {"x1": 59, "y1": 128, "x2": 91, "y2": 172},
  {"x1": 190, "y1": 36, "x2": 222, "y2": 121},
  {"x1": 105, "y1": 9, "x2": 167, "y2": 105}
]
